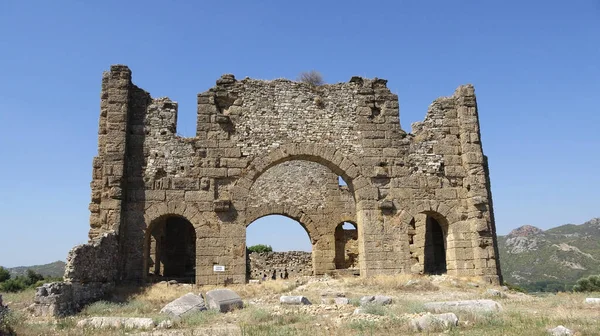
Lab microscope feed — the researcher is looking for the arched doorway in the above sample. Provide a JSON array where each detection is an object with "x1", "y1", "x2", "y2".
[
  {"x1": 246, "y1": 215, "x2": 313, "y2": 281},
  {"x1": 334, "y1": 222, "x2": 359, "y2": 272},
  {"x1": 146, "y1": 215, "x2": 196, "y2": 283},
  {"x1": 423, "y1": 216, "x2": 447, "y2": 275}
]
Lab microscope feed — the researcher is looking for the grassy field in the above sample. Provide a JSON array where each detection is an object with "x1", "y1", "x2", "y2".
[{"x1": 1, "y1": 274, "x2": 599, "y2": 335}]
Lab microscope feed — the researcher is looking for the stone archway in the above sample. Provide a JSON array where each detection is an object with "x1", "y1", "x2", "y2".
[
  {"x1": 145, "y1": 214, "x2": 196, "y2": 283},
  {"x1": 334, "y1": 221, "x2": 359, "y2": 271},
  {"x1": 423, "y1": 214, "x2": 448, "y2": 275},
  {"x1": 235, "y1": 148, "x2": 362, "y2": 277},
  {"x1": 246, "y1": 207, "x2": 322, "y2": 281},
  {"x1": 395, "y1": 203, "x2": 463, "y2": 276}
]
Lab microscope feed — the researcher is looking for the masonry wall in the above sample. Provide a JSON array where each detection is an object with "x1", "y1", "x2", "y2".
[
  {"x1": 78, "y1": 65, "x2": 502, "y2": 289},
  {"x1": 248, "y1": 251, "x2": 313, "y2": 279}
]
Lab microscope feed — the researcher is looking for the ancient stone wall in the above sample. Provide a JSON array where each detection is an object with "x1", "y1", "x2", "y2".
[
  {"x1": 42, "y1": 64, "x2": 502, "y2": 315},
  {"x1": 33, "y1": 233, "x2": 118, "y2": 316},
  {"x1": 248, "y1": 251, "x2": 313, "y2": 279}
]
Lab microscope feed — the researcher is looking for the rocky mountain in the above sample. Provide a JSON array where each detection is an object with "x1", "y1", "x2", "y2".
[
  {"x1": 498, "y1": 218, "x2": 600, "y2": 291},
  {"x1": 7, "y1": 260, "x2": 66, "y2": 278}
]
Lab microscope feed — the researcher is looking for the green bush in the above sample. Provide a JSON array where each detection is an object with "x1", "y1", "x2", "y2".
[
  {"x1": 0, "y1": 267, "x2": 10, "y2": 282},
  {"x1": 0, "y1": 278, "x2": 26, "y2": 293},
  {"x1": 248, "y1": 244, "x2": 273, "y2": 253},
  {"x1": 573, "y1": 274, "x2": 600, "y2": 292},
  {"x1": 24, "y1": 269, "x2": 44, "y2": 287}
]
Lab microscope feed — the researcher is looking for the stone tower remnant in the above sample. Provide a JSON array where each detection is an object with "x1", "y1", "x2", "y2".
[{"x1": 34, "y1": 65, "x2": 502, "y2": 315}]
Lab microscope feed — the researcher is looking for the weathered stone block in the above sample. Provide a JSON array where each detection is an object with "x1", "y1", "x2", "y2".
[
  {"x1": 280, "y1": 296, "x2": 312, "y2": 305},
  {"x1": 160, "y1": 293, "x2": 206, "y2": 317},
  {"x1": 205, "y1": 289, "x2": 243, "y2": 312}
]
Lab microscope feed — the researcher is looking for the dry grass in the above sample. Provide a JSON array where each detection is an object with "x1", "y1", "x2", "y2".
[
  {"x1": 342, "y1": 273, "x2": 439, "y2": 293},
  {"x1": 3, "y1": 275, "x2": 600, "y2": 335}
]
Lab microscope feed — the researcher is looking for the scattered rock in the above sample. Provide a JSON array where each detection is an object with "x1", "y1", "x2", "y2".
[
  {"x1": 501, "y1": 286, "x2": 509, "y2": 291},
  {"x1": 547, "y1": 325, "x2": 574, "y2": 336},
  {"x1": 248, "y1": 280, "x2": 261, "y2": 284},
  {"x1": 487, "y1": 289, "x2": 506, "y2": 298},
  {"x1": 77, "y1": 317, "x2": 155, "y2": 329},
  {"x1": 424, "y1": 300, "x2": 502, "y2": 313},
  {"x1": 467, "y1": 282, "x2": 480, "y2": 288},
  {"x1": 410, "y1": 312, "x2": 459, "y2": 332},
  {"x1": 353, "y1": 308, "x2": 366, "y2": 315},
  {"x1": 160, "y1": 293, "x2": 206, "y2": 317},
  {"x1": 360, "y1": 295, "x2": 392, "y2": 306},
  {"x1": 205, "y1": 289, "x2": 244, "y2": 313},
  {"x1": 157, "y1": 320, "x2": 173, "y2": 329},
  {"x1": 406, "y1": 280, "x2": 419, "y2": 286},
  {"x1": 334, "y1": 297, "x2": 350, "y2": 305},
  {"x1": 167, "y1": 280, "x2": 178, "y2": 286},
  {"x1": 280, "y1": 296, "x2": 312, "y2": 305},
  {"x1": 584, "y1": 298, "x2": 600, "y2": 304}
]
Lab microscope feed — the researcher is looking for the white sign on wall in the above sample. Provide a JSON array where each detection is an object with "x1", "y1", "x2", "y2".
[{"x1": 213, "y1": 265, "x2": 225, "y2": 272}]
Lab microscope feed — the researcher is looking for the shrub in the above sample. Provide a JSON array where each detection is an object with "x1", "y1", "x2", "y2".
[
  {"x1": 298, "y1": 70, "x2": 324, "y2": 86},
  {"x1": 0, "y1": 278, "x2": 26, "y2": 293},
  {"x1": 248, "y1": 244, "x2": 273, "y2": 253},
  {"x1": 0, "y1": 267, "x2": 10, "y2": 283},
  {"x1": 24, "y1": 269, "x2": 44, "y2": 287},
  {"x1": 573, "y1": 274, "x2": 600, "y2": 292}
]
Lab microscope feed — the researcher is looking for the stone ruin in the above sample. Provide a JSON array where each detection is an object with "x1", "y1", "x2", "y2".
[
  {"x1": 34, "y1": 65, "x2": 502, "y2": 315},
  {"x1": 248, "y1": 251, "x2": 314, "y2": 279}
]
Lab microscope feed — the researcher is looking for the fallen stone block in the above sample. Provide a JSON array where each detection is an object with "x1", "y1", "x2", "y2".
[
  {"x1": 486, "y1": 289, "x2": 506, "y2": 298},
  {"x1": 353, "y1": 307, "x2": 366, "y2": 315},
  {"x1": 359, "y1": 295, "x2": 374, "y2": 305},
  {"x1": 360, "y1": 295, "x2": 392, "y2": 306},
  {"x1": 248, "y1": 280, "x2": 261, "y2": 284},
  {"x1": 334, "y1": 297, "x2": 350, "y2": 305},
  {"x1": 423, "y1": 299, "x2": 502, "y2": 313},
  {"x1": 410, "y1": 312, "x2": 458, "y2": 332},
  {"x1": 160, "y1": 293, "x2": 206, "y2": 317},
  {"x1": 584, "y1": 298, "x2": 600, "y2": 304},
  {"x1": 76, "y1": 317, "x2": 155, "y2": 329},
  {"x1": 280, "y1": 296, "x2": 312, "y2": 305},
  {"x1": 205, "y1": 289, "x2": 244, "y2": 312},
  {"x1": 157, "y1": 320, "x2": 173, "y2": 329},
  {"x1": 547, "y1": 325, "x2": 574, "y2": 336}
]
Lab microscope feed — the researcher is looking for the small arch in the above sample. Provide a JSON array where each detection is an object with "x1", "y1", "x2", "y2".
[
  {"x1": 334, "y1": 221, "x2": 359, "y2": 271},
  {"x1": 423, "y1": 212, "x2": 448, "y2": 275},
  {"x1": 145, "y1": 214, "x2": 196, "y2": 283}
]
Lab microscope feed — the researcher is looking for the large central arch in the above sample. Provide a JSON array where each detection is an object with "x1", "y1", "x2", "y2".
[{"x1": 234, "y1": 146, "x2": 363, "y2": 279}]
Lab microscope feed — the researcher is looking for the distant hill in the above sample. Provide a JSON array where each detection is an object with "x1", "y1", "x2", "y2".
[
  {"x1": 498, "y1": 218, "x2": 600, "y2": 291},
  {"x1": 7, "y1": 261, "x2": 66, "y2": 278}
]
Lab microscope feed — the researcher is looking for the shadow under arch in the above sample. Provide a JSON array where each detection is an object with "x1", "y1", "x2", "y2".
[
  {"x1": 421, "y1": 211, "x2": 449, "y2": 275},
  {"x1": 144, "y1": 213, "x2": 196, "y2": 283}
]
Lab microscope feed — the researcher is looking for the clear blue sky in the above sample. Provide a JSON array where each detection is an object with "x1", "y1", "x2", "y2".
[{"x1": 0, "y1": 1, "x2": 598, "y2": 267}]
